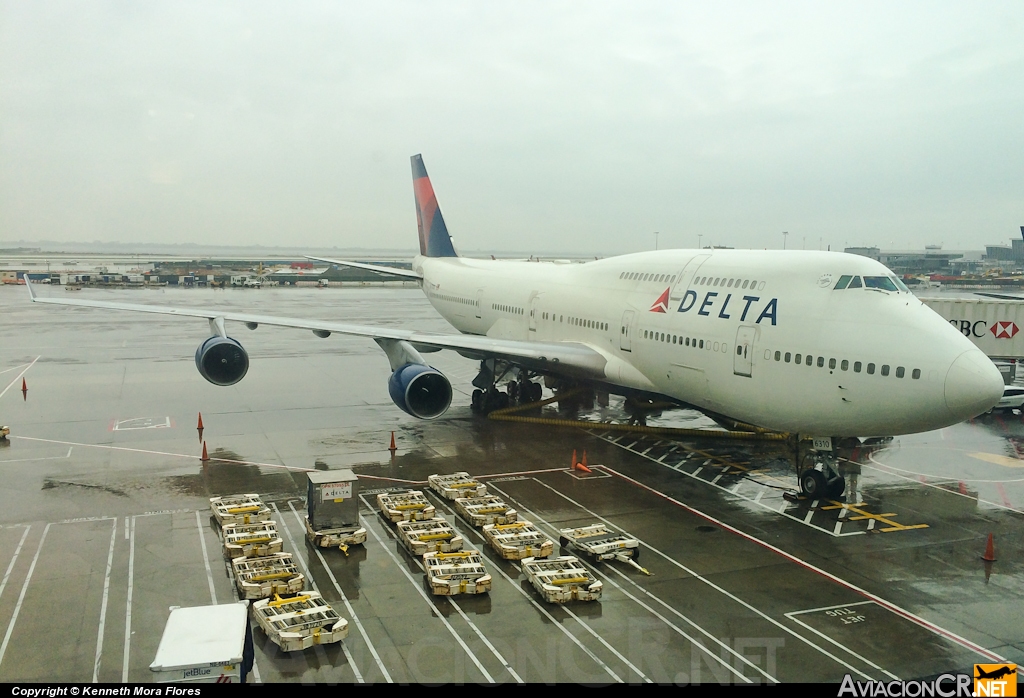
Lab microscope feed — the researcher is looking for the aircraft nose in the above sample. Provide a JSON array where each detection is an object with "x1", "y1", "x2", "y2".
[{"x1": 944, "y1": 349, "x2": 1004, "y2": 420}]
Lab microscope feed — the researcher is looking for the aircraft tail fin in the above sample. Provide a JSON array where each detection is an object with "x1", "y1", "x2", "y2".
[{"x1": 411, "y1": 154, "x2": 458, "y2": 258}]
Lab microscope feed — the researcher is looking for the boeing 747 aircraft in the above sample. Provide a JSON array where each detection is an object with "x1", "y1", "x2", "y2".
[{"x1": 27, "y1": 155, "x2": 1003, "y2": 496}]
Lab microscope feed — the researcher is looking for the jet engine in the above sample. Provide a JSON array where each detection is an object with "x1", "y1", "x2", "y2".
[
  {"x1": 388, "y1": 363, "x2": 452, "y2": 419},
  {"x1": 195, "y1": 336, "x2": 249, "y2": 386}
]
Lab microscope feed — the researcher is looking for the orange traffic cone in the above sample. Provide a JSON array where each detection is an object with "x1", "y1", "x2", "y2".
[
  {"x1": 981, "y1": 533, "x2": 996, "y2": 562},
  {"x1": 197, "y1": 413, "x2": 204, "y2": 430},
  {"x1": 577, "y1": 451, "x2": 592, "y2": 474},
  {"x1": 21, "y1": 378, "x2": 27, "y2": 400},
  {"x1": 388, "y1": 431, "x2": 397, "y2": 452},
  {"x1": 571, "y1": 449, "x2": 578, "y2": 469},
  {"x1": 201, "y1": 441, "x2": 210, "y2": 462}
]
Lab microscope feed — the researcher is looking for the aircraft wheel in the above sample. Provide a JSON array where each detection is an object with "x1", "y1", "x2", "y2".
[
  {"x1": 631, "y1": 547, "x2": 641, "y2": 562},
  {"x1": 530, "y1": 382, "x2": 542, "y2": 402},
  {"x1": 799, "y1": 469, "x2": 827, "y2": 498},
  {"x1": 826, "y1": 476, "x2": 846, "y2": 499},
  {"x1": 559, "y1": 536, "x2": 570, "y2": 551},
  {"x1": 471, "y1": 389, "x2": 483, "y2": 413}
]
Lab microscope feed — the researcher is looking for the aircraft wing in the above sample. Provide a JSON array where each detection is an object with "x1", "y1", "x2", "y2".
[
  {"x1": 25, "y1": 279, "x2": 606, "y2": 377},
  {"x1": 305, "y1": 256, "x2": 423, "y2": 279}
]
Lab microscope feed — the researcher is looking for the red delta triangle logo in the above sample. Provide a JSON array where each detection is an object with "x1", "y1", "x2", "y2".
[
  {"x1": 649, "y1": 288, "x2": 670, "y2": 313},
  {"x1": 991, "y1": 321, "x2": 1019, "y2": 339}
]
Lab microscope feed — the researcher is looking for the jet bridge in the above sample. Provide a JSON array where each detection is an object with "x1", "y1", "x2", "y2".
[{"x1": 921, "y1": 296, "x2": 1024, "y2": 359}]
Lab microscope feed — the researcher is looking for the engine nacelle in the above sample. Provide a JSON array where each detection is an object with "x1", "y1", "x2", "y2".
[
  {"x1": 388, "y1": 363, "x2": 452, "y2": 419},
  {"x1": 195, "y1": 336, "x2": 249, "y2": 386}
]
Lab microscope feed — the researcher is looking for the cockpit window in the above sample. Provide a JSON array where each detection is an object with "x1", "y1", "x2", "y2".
[
  {"x1": 847, "y1": 276, "x2": 862, "y2": 289},
  {"x1": 864, "y1": 276, "x2": 898, "y2": 292},
  {"x1": 834, "y1": 275, "x2": 852, "y2": 290},
  {"x1": 891, "y1": 276, "x2": 910, "y2": 292}
]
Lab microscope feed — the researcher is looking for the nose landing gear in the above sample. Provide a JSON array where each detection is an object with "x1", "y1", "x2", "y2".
[{"x1": 794, "y1": 436, "x2": 846, "y2": 499}]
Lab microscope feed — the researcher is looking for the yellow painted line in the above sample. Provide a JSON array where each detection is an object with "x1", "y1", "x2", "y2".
[
  {"x1": 849, "y1": 513, "x2": 897, "y2": 520},
  {"x1": 968, "y1": 452, "x2": 1024, "y2": 468},
  {"x1": 819, "y1": 500, "x2": 928, "y2": 532},
  {"x1": 880, "y1": 524, "x2": 929, "y2": 532}
]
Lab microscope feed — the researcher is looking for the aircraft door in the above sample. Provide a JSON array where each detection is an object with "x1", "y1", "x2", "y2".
[
  {"x1": 620, "y1": 310, "x2": 635, "y2": 351},
  {"x1": 476, "y1": 289, "x2": 483, "y2": 319},
  {"x1": 734, "y1": 325, "x2": 756, "y2": 377},
  {"x1": 529, "y1": 293, "x2": 538, "y2": 332},
  {"x1": 675, "y1": 254, "x2": 711, "y2": 293}
]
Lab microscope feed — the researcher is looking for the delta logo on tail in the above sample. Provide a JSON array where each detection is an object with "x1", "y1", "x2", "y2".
[{"x1": 649, "y1": 288, "x2": 670, "y2": 313}]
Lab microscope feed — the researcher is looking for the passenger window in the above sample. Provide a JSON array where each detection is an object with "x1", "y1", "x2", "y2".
[
  {"x1": 699, "y1": 340, "x2": 704, "y2": 348},
  {"x1": 881, "y1": 365, "x2": 890, "y2": 376},
  {"x1": 775, "y1": 351, "x2": 781, "y2": 361},
  {"x1": 829, "y1": 358, "x2": 836, "y2": 369},
  {"x1": 867, "y1": 363, "x2": 875, "y2": 374},
  {"x1": 841, "y1": 360, "x2": 848, "y2": 371},
  {"x1": 806, "y1": 355, "x2": 813, "y2": 366},
  {"x1": 912, "y1": 368, "x2": 921, "y2": 379},
  {"x1": 795, "y1": 354, "x2": 802, "y2": 363},
  {"x1": 817, "y1": 356, "x2": 824, "y2": 368},
  {"x1": 847, "y1": 276, "x2": 863, "y2": 289},
  {"x1": 670, "y1": 276, "x2": 676, "y2": 283},
  {"x1": 727, "y1": 279, "x2": 734, "y2": 288},
  {"x1": 854, "y1": 361, "x2": 861, "y2": 372},
  {"x1": 896, "y1": 366, "x2": 905, "y2": 378},
  {"x1": 742, "y1": 280, "x2": 749, "y2": 289},
  {"x1": 785, "y1": 352, "x2": 791, "y2": 363},
  {"x1": 834, "y1": 275, "x2": 852, "y2": 290}
]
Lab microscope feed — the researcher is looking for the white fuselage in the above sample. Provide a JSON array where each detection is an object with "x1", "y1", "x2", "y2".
[{"x1": 412, "y1": 249, "x2": 1003, "y2": 437}]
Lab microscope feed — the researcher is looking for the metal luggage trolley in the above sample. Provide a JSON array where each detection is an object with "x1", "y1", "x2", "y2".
[
  {"x1": 210, "y1": 494, "x2": 272, "y2": 527},
  {"x1": 454, "y1": 495, "x2": 517, "y2": 527},
  {"x1": 482, "y1": 520, "x2": 553, "y2": 560},
  {"x1": 251, "y1": 593, "x2": 349, "y2": 652},
  {"x1": 428, "y1": 472, "x2": 487, "y2": 500},
  {"x1": 232, "y1": 552, "x2": 305, "y2": 599},
  {"x1": 377, "y1": 490, "x2": 436, "y2": 523},
  {"x1": 422, "y1": 551, "x2": 492, "y2": 596},
  {"x1": 222, "y1": 520, "x2": 284, "y2": 559},
  {"x1": 396, "y1": 517, "x2": 464, "y2": 556},
  {"x1": 521, "y1": 556, "x2": 603, "y2": 603},
  {"x1": 558, "y1": 523, "x2": 648, "y2": 574}
]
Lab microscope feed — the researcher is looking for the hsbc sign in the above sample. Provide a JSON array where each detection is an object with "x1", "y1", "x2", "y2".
[{"x1": 949, "y1": 320, "x2": 1020, "y2": 339}]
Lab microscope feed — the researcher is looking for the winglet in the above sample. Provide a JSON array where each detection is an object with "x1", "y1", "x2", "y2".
[{"x1": 25, "y1": 276, "x2": 36, "y2": 301}]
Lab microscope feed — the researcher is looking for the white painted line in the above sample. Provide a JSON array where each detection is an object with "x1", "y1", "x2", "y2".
[
  {"x1": 640, "y1": 446, "x2": 653, "y2": 456},
  {"x1": 833, "y1": 521, "x2": 843, "y2": 536},
  {"x1": 492, "y1": 485, "x2": 765, "y2": 684},
  {"x1": 804, "y1": 508, "x2": 816, "y2": 524},
  {"x1": 0, "y1": 447, "x2": 73, "y2": 465},
  {"x1": 730, "y1": 483, "x2": 742, "y2": 494},
  {"x1": 785, "y1": 611, "x2": 899, "y2": 681},
  {"x1": 195, "y1": 511, "x2": 217, "y2": 605},
  {"x1": 422, "y1": 494, "x2": 623, "y2": 683},
  {"x1": 284, "y1": 501, "x2": 392, "y2": 683},
  {"x1": 867, "y1": 519, "x2": 875, "y2": 531},
  {"x1": 447, "y1": 594, "x2": 524, "y2": 683},
  {"x1": 692, "y1": 467, "x2": 703, "y2": 477},
  {"x1": 251, "y1": 662, "x2": 262, "y2": 683},
  {"x1": 93, "y1": 518, "x2": 118, "y2": 683},
  {"x1": 123, "y1": 517, "x2": 129, "y2": 541},
  {"x1": 787, "y1": 600, "x2": 876, "y2": 616},
  {"x1": 0, "y1": 526, "x2": 30, "y2": 607},
  {"x1": 0, "y1": 356, "x2": 39, "y2": 401},
  {"x1": 657, "y1": 453, "x2": 669, "y2": 463},
  {"x1": 357, "y1": 507, "x2": 495, "y2": 684},
  {"x1": 562, "y1": 604, "x2": 651, "y2": 683},
  {"x1": 597, "y1": 463, "x2": 1006, "y2": 663},
  {"x1": 754, "y1": 488, "x2": 766, "y2": 504},
  {"x1": 271, "y1": 503, "x2": 365, "y2": 684},
  {"x1": 0, "y1": 523, "x2": 51, "y2": 671},
  {"x1": 711, "y1": 471, "x2": 726, "y2": 485},
  {"x1": 0, "y1": 363, "x2": 29, "y2": 377},
  {"x1": 523, "y1": 476, "x2": 875, "y2": 680},
  {"x1": 122, "y1": 515, "x2": 135, "y2": 682}
]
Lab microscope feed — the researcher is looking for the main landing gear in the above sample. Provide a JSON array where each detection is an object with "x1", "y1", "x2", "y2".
[{"x1": 470, "y1": 359, "x2": 543, "y2": 414}]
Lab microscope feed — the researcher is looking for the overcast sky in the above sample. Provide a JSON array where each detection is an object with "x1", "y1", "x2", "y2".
[{"x1": 2, "y1": 2, "x2": 1022, "y2": 255}]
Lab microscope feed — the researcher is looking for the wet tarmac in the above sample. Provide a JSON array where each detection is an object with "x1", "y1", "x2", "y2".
[{"x1": 0, "y1": 284, "x2": 1022, "y2": 684}]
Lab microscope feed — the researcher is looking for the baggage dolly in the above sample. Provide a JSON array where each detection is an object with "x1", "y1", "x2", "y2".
[
  {"x1": 428, "y1": 472, "x2": 487, "y2": 500},
  {"x1": 558, "y1": 523, "x2": 649, "y2": 574},
  {"x1": 521, "y1": 556, "x2": 603, "y2": 603},
  {"x1": 396, "y1": 517, "x2": 464, "y2": 556},
  {"x1": 377, "y1": 490, "x2": 436, "y2": 523},
  {"x1": 454, "y1": 495, "x2": 517, "y2": 527},
  {"x1": 482, "y1": 520, "x2": 553, "y2": 560},
  {"x1": 251, "y1": 592, "x2": 349, "y2": 652},
  {"x1": 232, "y1": 552, "x2": 305, "y2": 599},
  {"x1": 222, "y1": 520, "x2": 284, "y2": 559},
  {"x1": 210, "y1": 494, "x2": 272, "y2": 527},
  {"x1": 423, "y1": 551, "x2": 492, "y2": 596},
  {"x1": 303, "y1": 516, "x2": 367, "y2": 553}
]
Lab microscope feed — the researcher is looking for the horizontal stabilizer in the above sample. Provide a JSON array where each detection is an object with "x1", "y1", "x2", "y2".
[{"x1": 305, "y1": 256, "x2": 422, "y2": 279}]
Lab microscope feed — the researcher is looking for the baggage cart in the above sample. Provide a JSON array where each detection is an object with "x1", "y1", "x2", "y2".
[
  {"x1": 482, "y1": 520, "x2": 553, "y2": 560},
  {"x1": 150, "y1": 602, "x2": 254, "y2": 683},
  {"x1": 377, "y1": 490, "x2": 436, "y2": 523},
  {"x1": 521, "y1": 556, "x2": 603, "y2": 603},
  {"x1": 304, "y1": 515, "x2": 367, "y2": 551},
  {"x1": 232, "y1": 553, "x2": 305, "y2": 599},
  {"x1": 558, "y1": 523, "x2": 648, "y2": 574},
  {"x1": 454, "y1": 494, "x2": 517, "y2": 527},
  {"x1": 423, "y1": 551, "x2": 492, "y2": 596},
  {"x1": 428, "y1": 472, "x2": 487, "y2": 500},
  {"x1": 251, "y1": 592, "x2": 348, "y2": 652},
  {"x1": 210, "y1": 494, "x2": 272, "y2": 528},
  {"x1": 396, "y1": 517, "x2": 464, "y2": 556}
]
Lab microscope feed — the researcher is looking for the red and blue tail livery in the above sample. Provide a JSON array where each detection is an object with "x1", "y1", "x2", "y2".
[{"x1": 412, "y1": 154, "x2": 458, "y2": 258}]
